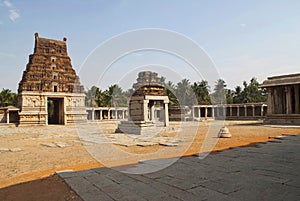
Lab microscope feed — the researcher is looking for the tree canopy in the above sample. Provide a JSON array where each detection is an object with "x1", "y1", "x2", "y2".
[
  {"x1": 84, "y1": 77, "x2": 267, "y2": 107},
  {"x1": 211, "y1": 79, "x2": 227, "y2": 104},
  {"x1": 0, "y1": 88, "x2": 17, "y2": 107},
  {"x1": 85, "y1": 84, "x2": 128, "y2": 107}
]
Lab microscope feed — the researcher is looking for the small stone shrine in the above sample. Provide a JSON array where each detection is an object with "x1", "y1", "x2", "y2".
[
  {"x1": 18, "y1": 33, "x2": 87, "y2": 125},
  {"x1": 117, "y1": 71, "x2": 169, "y2": 134},
  {"x1": 218, "y1": 126, "x2": 231, "y2": 138},
  {"x1": 261, "y1": 73, "x2": 300, "y2": 125}
]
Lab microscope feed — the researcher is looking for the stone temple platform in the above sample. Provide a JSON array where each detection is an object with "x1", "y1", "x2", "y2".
[{"x1": 58, "y1": 135, "x2": 300, "y2": 201}]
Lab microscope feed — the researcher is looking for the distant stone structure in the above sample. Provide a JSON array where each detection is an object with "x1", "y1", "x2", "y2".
[
  {"x1": 192, "y1": 103, "x2": 267, "y2": 121},
  {"x1": 117, "y1": 71, "x2": 169, "y2": 134},
  {"x1": 261, "y1": 73, "x2": 300, "y2": 125},
  {"x1": 0, "y1": 106, "x2": 19, "y2": 124},
  {"x1": 18, "y1": 33, "x2": 86, "y2": 125},
  {"x1": 130, "y1": 71, "x2": 169, "y2": 125},
  {"x1": 86, "y1": 107, "x2": 128, "y2": 120}
]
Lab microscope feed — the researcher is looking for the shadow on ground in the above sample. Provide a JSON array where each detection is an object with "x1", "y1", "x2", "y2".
[{"x1": 0, "y1": 174, "x2": 82, "y2": 201}]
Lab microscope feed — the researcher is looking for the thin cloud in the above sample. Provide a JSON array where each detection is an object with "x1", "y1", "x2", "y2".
[
  {"x1": 3, "y1": 0, "x2": 12, "y2": 8},
  {"x1": 2, "y1": 0, "x2": 20, "y2": 22},
  {"x1": 9, "y1": 9, "x2": 20, "y2": 22}
]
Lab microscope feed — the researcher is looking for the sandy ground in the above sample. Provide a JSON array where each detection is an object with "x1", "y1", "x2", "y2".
[{"x1": 0, "y1": 120, "x2": 299, "y2": 192}]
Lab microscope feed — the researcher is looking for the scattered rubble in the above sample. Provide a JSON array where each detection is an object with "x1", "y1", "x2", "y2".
[
  {"x1": 55, "y1": 142, "x2": 70, "y2": 148},
  {"x1": 0, "y1": 148, "x2": 9, "y2": 152},
  {"x1": 10, "y1": 148, "x2": 22, "y2": 152}
]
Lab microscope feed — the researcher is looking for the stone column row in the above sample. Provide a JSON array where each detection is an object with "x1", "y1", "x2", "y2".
[
  {"x1": 192, "y1": 104, "x2": 267, "y2": 121},
  {"x1": 87, "y1": 108, "x2": 127, "y2": 121}
]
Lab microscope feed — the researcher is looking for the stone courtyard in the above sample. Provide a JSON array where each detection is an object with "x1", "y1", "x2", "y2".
[
  {"x1": 0, "y1": 121, "x2": 299, "y2": 192},
  {"x1": 59, "y1": 134, "x2": 300, "y2": 201}
]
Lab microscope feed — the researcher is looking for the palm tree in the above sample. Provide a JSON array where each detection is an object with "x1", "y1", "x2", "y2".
[
  {"x1": 211, "y1": 79, "x2": 227, "y2": 104},
  {"x1": 0, "y1": 89, "x2": 17, "y2": 107},
  {"x1": 191, "y1": 80, "x2": 211, "y2": 105},
  {"x1": 175, "y1": 79, "x2": 195, "y2": 106},
  {"x1": 164, "y1": 81, "x2": 179, "y2": 106},
  {"x1": 107, "y1": 84, "x2": 127, "y2": 107},
  {"x1": 85, "y1": 86, "x2": 98, "y2": 107}
]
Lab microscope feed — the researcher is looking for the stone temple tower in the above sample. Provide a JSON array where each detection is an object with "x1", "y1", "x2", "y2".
[{"x1": 18, "y1": 33, "x2": 87, "y2": 125}]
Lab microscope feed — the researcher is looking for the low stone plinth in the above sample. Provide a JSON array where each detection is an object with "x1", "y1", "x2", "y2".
[{"x1": 117, "y1": 121, "x2": 165, "y2": 135}]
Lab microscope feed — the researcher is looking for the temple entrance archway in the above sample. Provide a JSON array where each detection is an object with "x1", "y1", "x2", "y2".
[{"x1": 47, "y1": 98, "x2": 64, "y2": 124}]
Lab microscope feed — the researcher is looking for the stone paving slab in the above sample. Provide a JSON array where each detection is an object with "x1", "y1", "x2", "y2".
[{"x1": 58, "y1": 135, "x2": 300, "y2": 201}]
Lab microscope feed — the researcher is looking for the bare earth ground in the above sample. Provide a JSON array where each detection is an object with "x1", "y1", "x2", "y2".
[{"x1": 0, "y1": 120, "x2": 299, "y2": 200}]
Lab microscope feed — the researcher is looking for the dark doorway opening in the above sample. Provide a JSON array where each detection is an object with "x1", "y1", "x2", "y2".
[{"x1": 47, "y1": 98, "x2": 64, "y2": 124}]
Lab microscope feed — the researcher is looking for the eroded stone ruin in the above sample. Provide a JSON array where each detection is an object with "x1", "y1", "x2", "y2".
[{"x1": 117, "y1": 71, "x2": 169, "y2": 134}]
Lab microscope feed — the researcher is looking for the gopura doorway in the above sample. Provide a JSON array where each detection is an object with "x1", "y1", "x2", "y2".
[{"x1": 47, "y1": 98, "x2": 64, "y2": 124}]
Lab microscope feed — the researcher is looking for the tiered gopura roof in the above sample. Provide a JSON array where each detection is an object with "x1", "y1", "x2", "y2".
[{"x1": 18, "y1": 33, "x2": 84, "y2": 93}]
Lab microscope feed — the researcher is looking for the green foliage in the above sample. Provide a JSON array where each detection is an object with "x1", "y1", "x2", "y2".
[
  {"x1": 163, "y1": 81, "x2": 179, "y2": 106},
  {"x1": 84, "y1": 77, "x2": 267, "y2": 107},
  {"x1": 175, "y1": 79, "x2": 196, "y2": 106},
  {"x1": 191, "y1": 80, "x2": 211, "y2": 105},
  {"x1": 211, "y1": 79, "x2": 227, "y2": 104},
  {"x1": 107, "y1": 84, "x2": 128, "y2": 107},
  {"x1": 0, "y1": 88, "x2": 18, "y2": 107},
  {"x1": 85, "y1": 86, "x2": 98, "y2": 107},
  {"x1": 226, "y1": 89, "x2": 234, "y2": 104},
  {"x1": 85, "y1": 84, "x2": 128, "y2": 107},
  {"x1": 233, "y1": 78, "x2": 267, "y2": 103}
]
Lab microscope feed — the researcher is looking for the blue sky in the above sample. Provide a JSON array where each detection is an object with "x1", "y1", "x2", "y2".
[{"x1": 0, "y1": 0, "x2": 299, "y2": 92}]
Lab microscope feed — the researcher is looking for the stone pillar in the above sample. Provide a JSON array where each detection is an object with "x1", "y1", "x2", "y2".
[
  {"x1": 212, "y1": 107, "x2": 215, "y2": 119},
  {"x1": 164, "y1": 103, "x2": 169, "y2": 126},
  {"x1": 150, "y1": 104, "x2": 155, "y2": 122},
  {"x1": 45, "y1": 96, "x2": 48, "y2": 125},
  {"x1": 91, "y1": 107, "x2": 95, "y2": 121},
  {"x1": 63, "y1": 97, "x2": 67, "y2": 125},
  {"x1": 6, "y1": 111, "x2": 9, "y2": 124},
  {"x1": 286, "y1": 86, "x2": 292, "y2": 114},
  {"x1": 230, "y1": 106, "x2": 232, "y2": 117},
  {"x1": 143, "y1": 100, "x2": 149, "y2": 122},
  {"x1": 122, "y1": 110, "x2": 125, "y2": 119},
  {"x1": 100, "y1": 109, "x2": 103, "y2": 120},
  {"x1": 274, "y1": 88, "x2": 278, "y2": 114},
  {"x1": 108, "y1": 109, "x2": 110, "y2": 120},
  {"x1": 267, "y1": 88, "x2": 273, "y2": 115},
  {"x1": 261, "y1": 105, "x2": 264, "y2": 117},
  {"x1": 115, "y1": 110, "x2": 118, "y2": 120},
  {"x1": 192, "y1": 106, "x2": 197, "y2": 121},
  {"x1": 198, "y1": 106, "x2": 201, "y2": 119},
  {"x1": 205, "y1": 107, "x2": 208, "y2": 118},
  {"x1": 244, "y1": 105, "x2": 247, "y2": 117},
  {"x1": 192, "y1": 107, "x2": 195, "y2": 120},
  {"x1": 252, "y1": 105, "x2": 255, "y2": 117},
  {"x1": 295, "y1": 85, "x2": 300, "y2": 114},
  {"x1": 237, "y1": 106, "x2": 240, "y2": 117}
]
